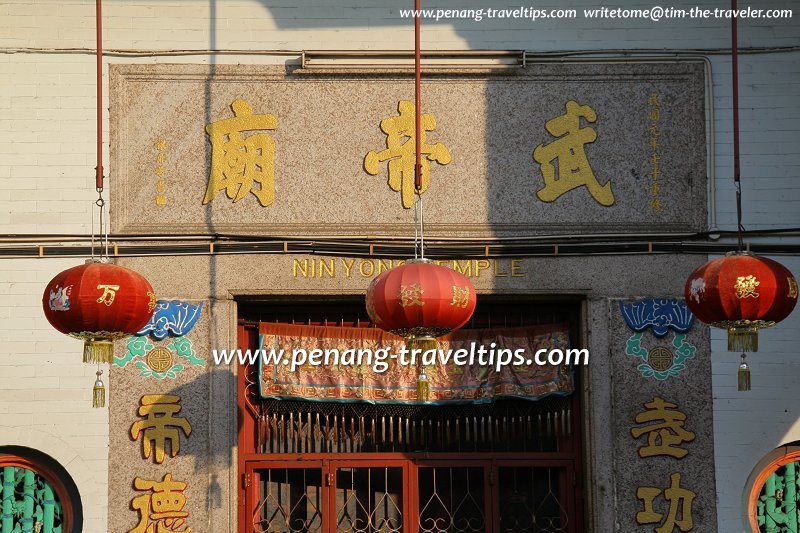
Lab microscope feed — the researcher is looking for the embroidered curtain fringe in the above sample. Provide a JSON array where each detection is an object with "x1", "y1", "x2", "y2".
[{"x1": 258, "y1": 322, "x2": 575, "y2": 404}]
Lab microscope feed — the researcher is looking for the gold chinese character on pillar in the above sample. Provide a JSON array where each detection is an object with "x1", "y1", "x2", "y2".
[
  {"x1": 533, "y1": 100, "x2": 614, "y2": 207},
  {"x1": 130, "y1": 394, "x2": 193, "y2": 464},
  {"x1": 630, "y1": 396, "x2": 695, "y2": 459},
  {"x1": 129, "y1": 473, "x2": 191, "y2": 533},
  {"x1": 364, "y1": 100, "x2": 452, "y2": 209},
  {"x1": 636, "y1": 473, "x2": 695, "y2": 533},
  {"x1": 204, "y1": 99, "x2": 278, "y2": 207}
]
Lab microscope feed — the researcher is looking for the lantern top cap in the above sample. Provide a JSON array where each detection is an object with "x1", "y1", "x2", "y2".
[
  {"x1": 724, "y1": 250, "x2": 753, "y2": 258},
  {"x1": 406, "y1": 258, "x2": 434, "y2": 264}
]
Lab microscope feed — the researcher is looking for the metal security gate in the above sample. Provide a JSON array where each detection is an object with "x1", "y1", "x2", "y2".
[
  {"x1": 244, "y1": 458, "x2": 574, "y2": 533},
  {"x1": 238, "y1": 299, "x2": 585, "y2": 533}
]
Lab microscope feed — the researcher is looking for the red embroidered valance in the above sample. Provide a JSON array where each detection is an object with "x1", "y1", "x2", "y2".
[{"x1": 258, "y1": 322, "x2": 574, "y2": 404}]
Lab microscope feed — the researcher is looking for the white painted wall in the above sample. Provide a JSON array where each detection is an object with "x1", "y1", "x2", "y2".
[
  {"x1": 0, "y1": 259, "x2": 110, "y2": 532},
  {"x1": 1, "y1": 1, "x2": 798, "y2": 530}
]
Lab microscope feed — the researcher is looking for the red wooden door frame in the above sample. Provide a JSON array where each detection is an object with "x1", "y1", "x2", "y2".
[{"x1": 237, "y1": 318, "x2": 584, "y2": 532}]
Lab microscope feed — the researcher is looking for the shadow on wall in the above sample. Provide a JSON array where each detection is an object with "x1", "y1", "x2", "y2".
[{"x1": 157, "y1": 367, "x2": 236, "y2": 510}]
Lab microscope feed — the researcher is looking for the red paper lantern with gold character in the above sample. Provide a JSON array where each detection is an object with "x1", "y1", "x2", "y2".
[
  {"x1": 684, "y1": 252, "x2": 797, "y2": 352},
  {"x1": 43, "y1": 261, "x2": 156, "y2": 364},
  {"x1": 365, "y1": 259, "x2": 476, "y2": 350}
]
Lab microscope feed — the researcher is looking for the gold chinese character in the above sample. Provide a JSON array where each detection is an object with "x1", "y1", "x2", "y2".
[
  {"x1": 156, "y1": 179, "x2": 166, "y2": 194},
  {"x1": 649, "y1": 198, "x2": 664, "y2": 212},
  {"x1": 735, "y1": 275, "x2": 760, "y2": 298},
  {"x1": 364, "y1": 101, "x2": 452, "y2": 209},
  {"x1": 399, "y1": 284, "x2": 425, "y2": 307},
  {"x1": 636, "y1": 473, "x2": 695, "y2": 533},
  {"x1": 789, "y1": 277, "x2": 798, "y2": 298},
  {"x1": 650, "y1": 182, "x2": 662, "y2": 196},
  {"x1": 450, "y1": 286, "x2": 470, "y2": 308},
  {"x1": 631, "y1": 396, "x2": 695, "y2": 459},
  {"x1": 533, "y1": 101, "x2": 614, "y2": 206},
  {"x1": 650, "y1": 168, "x2": 661, "y2": 180},
  {"x1": 130, "y1": 395, "x2": 192, "y2": 464},
  {"x1": 96, "y1": 284, "x2": 120, "y2": 306},
  {"x1": 650, "y1": 154, "x2": 661, "y2": 167},
  {"x1": 650, "y1": 107, "x2": 661, "y2": 122},
  {"x1": 156, "y1": 152, "x2": 167, "y2": 164},
  {"x1": 156, "y1": 196, "x2": 167, "y2": 206},
  {"x1": 648, "y1": 93, "x2": 661, "y2": 107},
  {"x1": 147, "y1": 291, "x2": 157, "y2": 313},
  {"x1": 204, "y1": 99, "x2": 277, "y2": 207},
  {"x1": 155, "y1": 166, "x2": 166, "y2": 178},
  {"x1": 155, "y1": 139, "x2": 168, "y2": 151},
  {"x1": 650, "y1": 137, "x2": 659, "y2": 150},
  {"x1": 130, "y1": 473, "x2": 191, "y2": 533}
]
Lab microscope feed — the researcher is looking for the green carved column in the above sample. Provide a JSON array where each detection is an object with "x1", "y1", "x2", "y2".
[
  {"x1": 787, "y1": 462, "x2": 799, "y2": 533},
  {"x1": 766, "y1": 472, "x2": 778, "y2": 532},
  {"x1": 21, "y1": 468, "x2": 35, "y2": 533},
  {"x1": 2, "y1": 467, "x2": 13, "y2": 533},
  {"x1": 759, "y1": 462, "x2": 800, "y2": 533},
  {"x1": 42, "y1": 482, "x2": 55, "y2": 533},
  {"x1": 0, "y1": 466, "x2": 63, "y2": 533}
]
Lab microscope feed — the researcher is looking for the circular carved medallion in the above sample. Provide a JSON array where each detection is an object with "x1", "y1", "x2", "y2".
[
  {"x1": 648, "y1": 346, "x2": 674, "y2": 372},
  {"x1": 146, "y1": 346, "x2": 174, "y2": 372}
]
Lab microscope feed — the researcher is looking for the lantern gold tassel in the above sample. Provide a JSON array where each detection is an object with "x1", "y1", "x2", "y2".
[
  {"x1": 83, "y1": 339, "x2": 114, "y2": 364},
  {"x1": 728, "y1": 326, "x2": 758, "y2": 352},
  {"x1": 407, "y1": 336, "x2": 437, "y2": 354},
  {"x1": 417, "y1": 367, "x2": 430, "y2": 402},
  {"x1": 738, "y1": 353, "x2": 751, "y2": 392},
  {"x1": 92, "y1": 370, "x2": 106, "y2": 408}
]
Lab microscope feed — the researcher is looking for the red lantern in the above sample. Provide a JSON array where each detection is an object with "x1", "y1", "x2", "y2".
[
  {"x1": 43, "y1": 261, "x2": 156, "y2": 364},
  {"x1": 684, "y1": 252, "x2": 797, "y2": 352},
  {"x1": 365, "y1": 259, "x2": 476, "y2": 348}
]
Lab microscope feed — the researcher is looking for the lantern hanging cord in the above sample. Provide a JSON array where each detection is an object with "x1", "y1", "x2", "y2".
[
  {"x1": 411, "y1": 0, "x2": 426, "y2": 260},
  {"x1": 90, "y1": 193, "x2": 108, "y2": 262},
  {"x1": 731, "y1": 0, "x2": 745, "y2": 252},
  {"x1": 90, "y1": 196, "x2": 96, "y2": 261},
  {"x1": 413, "y1": 195, "x2": 426, "y2": 259}
]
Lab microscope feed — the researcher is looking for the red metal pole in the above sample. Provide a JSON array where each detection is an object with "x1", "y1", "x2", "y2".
[
  {"x1": 731, "y1": 0, "x2": 740, "y2": 187},
  {"x1": 95, "y1": 0, "x2": 104, "y2": 191},
  {"x1": 414, "y1": 0, "x2": 422, "y2": 192},
  {"x1": 731, "y1": 0, "x2": 744, "y2": 250}
]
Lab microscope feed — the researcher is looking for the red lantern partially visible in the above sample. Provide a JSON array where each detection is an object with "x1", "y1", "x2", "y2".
[
  {"x1": 366, "y1": 259, "x2": 476, "y2": 349},
  {"x1": 684, "y1": 252, "x2": 797, "y2": 353},
  {"x1": 43, "y1": 261, "x2": 156, "y2": 364}
]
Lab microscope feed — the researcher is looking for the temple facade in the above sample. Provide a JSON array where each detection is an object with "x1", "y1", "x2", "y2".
[{"x1": 0, "y1": 2, "x2": 798, "y2": 532}]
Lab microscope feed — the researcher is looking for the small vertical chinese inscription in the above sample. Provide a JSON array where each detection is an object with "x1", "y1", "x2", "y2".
[
  {"x1": 155, "y1": 139, "x2": 168, "y2": 206},
  {"x1": 647, "y1": 93, "x2": 662, "y2": 212}
]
